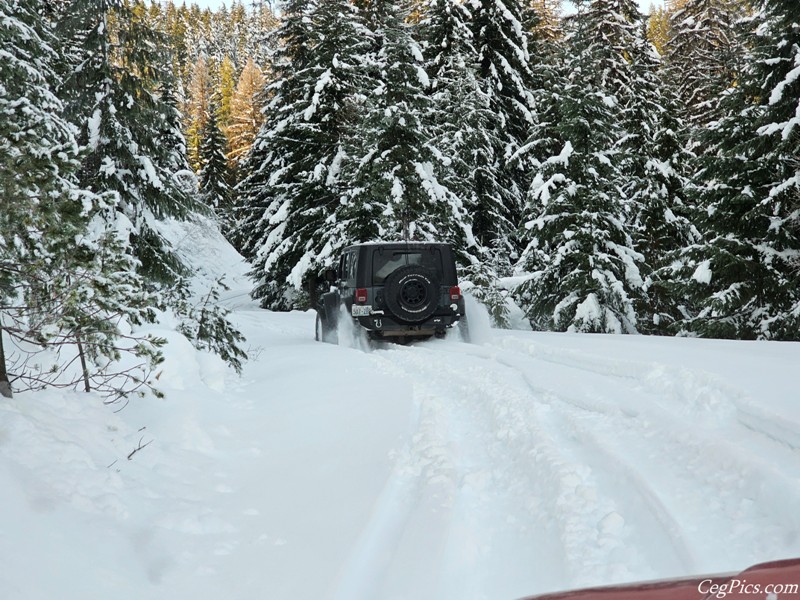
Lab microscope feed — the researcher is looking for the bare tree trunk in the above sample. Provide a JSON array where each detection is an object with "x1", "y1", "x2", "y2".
[
  {"x1": 76, "y1": 331, "x2": 91, "y2": 393},
  {"x1": 0, "y1": 316, "x2": 12, "y2": 398}
]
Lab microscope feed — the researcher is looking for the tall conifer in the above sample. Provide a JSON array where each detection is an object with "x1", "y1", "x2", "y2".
[
  {"x1": 199, "y1": 102, "x2": 233, "y2": 215},
  {"x1": 666, "y1": 0, "x2": 800, "y2": 340},
  {"x1": 1, "y1": 0, "x2": 164, "y2": 398},
  {"x1": 516, "y1": 3, "x2": 646, "y2": 333},
  {"x1": 341, "y1": 0, "x2": 469, "y2": 248},
  {"x1": 466, "y1": 0, "x2": 536, "y2": 263},
  {"x1": 58, "y1": 0, "x2": 203, "y2": 283}
]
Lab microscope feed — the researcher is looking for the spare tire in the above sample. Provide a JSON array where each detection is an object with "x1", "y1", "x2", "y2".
[{"x1": 384, "y1": 265, "x2": 440, "y2": 324}]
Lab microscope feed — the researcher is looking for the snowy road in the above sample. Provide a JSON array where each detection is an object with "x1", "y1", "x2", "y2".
[
  {"x1": 2, "y1": 303, "x2": 800, "y2": 600},
  {"x1": 312, "y1": 311, "x2": 800, "y2": 600}
]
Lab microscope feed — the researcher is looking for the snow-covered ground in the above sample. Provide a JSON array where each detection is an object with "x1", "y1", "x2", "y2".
[{"x1": 2, "y1": 225, "x2": 799, "y2": 600}]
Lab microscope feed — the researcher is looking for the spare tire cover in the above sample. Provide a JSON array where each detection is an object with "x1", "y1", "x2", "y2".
[{"x1": 384, "y1": 265, "x2": 440, "y2": 324}]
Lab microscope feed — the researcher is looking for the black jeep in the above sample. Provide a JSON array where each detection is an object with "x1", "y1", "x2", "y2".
[{"x1": 314, "y1": 242, "x2": 467, "y2": 343}]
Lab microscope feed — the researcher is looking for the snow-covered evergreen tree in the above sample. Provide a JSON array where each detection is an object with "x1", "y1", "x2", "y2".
[
  {"x1": 154, "y1": 77, "x2": 198, "y2": 200},
  {"x1": 570, "y1": 0, "x2": 651, "y2": 177},
  {"x1": 57, "y1": 0, "x2": 204, "y2": 284},
  {"x1": 421, "y1": 0, "x2": 491, "y2": 253},
  {"x1": 664, "y1": 0, "x2": 745, "y2": 127},
  {"x1": 244, "y1": 0, "x2": 279, "y2": 67},
  {"x1": 515, "y1": 7, "x2": 646, "y2": 333},
  {"x1": 421, "y1": 0, "x2": 510, "y2": 324},
  {"x1": 422, "y1": 0, "x2": 474, "y2": 82},
  {"x1": 1, "y1": 0, "x2": 80, "y2": 397},
  {"x1": 254, "y1": 0, "x2": 374, "y2": 302},
  {"x1": 466, "y1": 0, "x2": 536, "y2": 262},
  {"x1": 55, "y1": 0, "x2": 246, "y2": 369},
  {"x1": 519, "y1": 0, "x2": 694, "y2": 333},
  {"x1": 235, "y1": 0, "x2": 324, "y2": 306},
  {"x1": 199, "y1": 102, "x2": 233, "y2": 215},
  {"x1": 630, "y1": 35, "x2": 700, "y2": 332},
  {"x1": 341, "y1": 0, "x2": 470, "y2": 248},
  {"x1": 1, "y1": 0, "x2": 164, "y2": 399},
  {"x1": 665, "y1": 0, "x2": 800, "y2": 340}
]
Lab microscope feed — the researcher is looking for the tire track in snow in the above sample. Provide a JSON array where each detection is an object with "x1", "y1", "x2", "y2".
[
  {"x1": 529, "y1": 391, "x2": 697, "y2": 574},
  {"x1": 328, "y1": 342, "x2": 565, "y2": 599},
  {"x1": 329, "y1": 460, "x2": 424, "y2": 600},
  {"x1": 434, "y1": 336, "x2": 800, "y2": 574},
  {"x1": 359, "y1": 343, "x2": 654, "y2": 596},
  {"x1": 491, "y1": 335, "x2": 800, "y2": 455},
  {"x1": 409, "y1": 346, "x2": 672, "y2": 589},
  {"x1": 327, "y1": 331, "x2": 800, "y2": 597},
  {"x1": 329, "y1": 349, "x2": 463, "y2": 600}
]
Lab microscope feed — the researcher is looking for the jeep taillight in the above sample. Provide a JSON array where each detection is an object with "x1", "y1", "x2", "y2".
[
  {"x1": 449, "y1": 286, "x2": 461, "y2": 301},
  {"x1": 355, "y1": 288, "x2": 368, "y2": 304}
]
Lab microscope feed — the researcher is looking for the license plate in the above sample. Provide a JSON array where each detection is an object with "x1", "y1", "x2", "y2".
[{"x1": 351, "y1": 305, "x2": 371, "y2": 317}]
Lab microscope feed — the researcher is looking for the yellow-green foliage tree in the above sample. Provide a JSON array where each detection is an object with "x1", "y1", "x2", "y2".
[
  {"x1": 225, "y1": 57, "x2": 265, "y2": 165},
  {"x1": 647, "y1": 5, "x2": 670, "y2": 55},
  {"x1": 524, "y1": 0, "x2": 562, "y2": 41},
  {"x1": 217, "y1": 55, "x2": 237, "y2": 128},
  {"x1": 186, "y1": 54, "x2": 213, "y2": 171}
]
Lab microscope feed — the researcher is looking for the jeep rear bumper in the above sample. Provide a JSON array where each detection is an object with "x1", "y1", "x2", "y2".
[{"x1": 354, "y1": 312, "x2": 461, "y2": 337}]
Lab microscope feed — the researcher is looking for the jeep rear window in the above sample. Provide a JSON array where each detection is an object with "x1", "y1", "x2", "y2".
[{"x1": 372, "y1": 250, "x2": 442, "y2": 285}]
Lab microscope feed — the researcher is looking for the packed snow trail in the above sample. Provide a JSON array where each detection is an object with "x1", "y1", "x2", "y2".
[
  {"x1": 2, "y1": 299, "x2": 800, "y2": 600},
  {"x1": 324, "y1": 327, "x2": 800, "y2": 600}
]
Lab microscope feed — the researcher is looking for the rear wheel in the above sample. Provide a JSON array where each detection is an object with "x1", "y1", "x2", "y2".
[{"x1": 315, "y1": 312, "x2": 338, "y2": 344}]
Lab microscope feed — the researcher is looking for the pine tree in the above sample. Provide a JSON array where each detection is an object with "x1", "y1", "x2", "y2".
[
  {"x1": 570, "y1": 0, "x2": 644, "y2": 111},
  {"x1": 199, "y1": 102, "x2": 233, "y2": 216},
  {"x1": 516, "y1": 5, "x2": 646, "y2": 333},
  {"x1": 664, "y1": 0, "x2": 745, "y2": 127},
  {"x1": 423, "y1": 0, "x2": 494, "y2": 228},
  {"x1": 665, "y1": 0, "x2": 800, "y2": 340},
  {"x1": 545, "y1": 0, "x2": 691, "y2": 333},
  {"x1": 1, "y1": 0, "x2": 164, "y2": 399},
  {"x1": 630, "y1": 39, "x2": 700, "y2": 332},
  {"x1": 518, "y1": 99, "x2": 644, "y2": 333},
  {"x1": 240, "y1": 0, "x2": 372, "y2": 308},
  {"x1": 342, "y1": 0, "x2": 469, "y2": 248},
  {"x1": 57, "y1": 0, "x2": 203, "y2": 284},
  {"x1": 244, "y1": 0, "x2": 279, "y2": 67},
  {"x1": 154, "y1": 77, "x2": 196, "y2": 193},
  {"x1": 421, "y1": 0, "x2": 509, "y2": 324},
  {"x1": 468, "y1": 0, "x2": 536, "y2": 159},
  {"x1": 422, "y1": 0, "x2": 474, "y2": 82},
  {"x1": 163, "y1": 1, "x2": 191, "y2": 98},
  {"x1": 233, "y1": 0, "x2": 320, "y2": 299},
  {"x1": 2, "y1": 0, "x2": 80, "y2": 397},
  {"x1": 55, "y1": 0, "x2": 246, "y2": 371},
  {"x1": 185, "y1": 4, "x2": 212, "y2": 66},
  {"x1": 466, "y1": 0, "x2": 537, "y2": 262}
]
